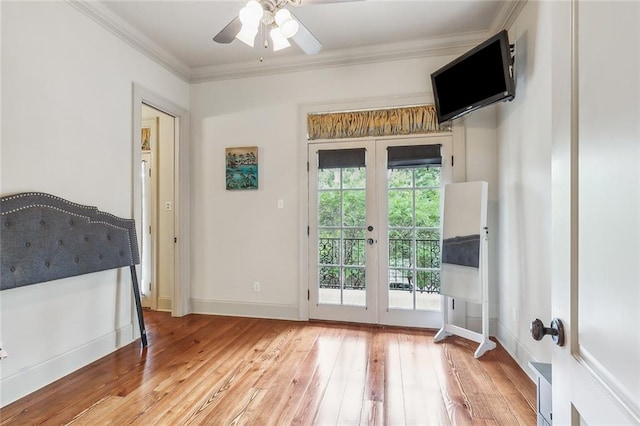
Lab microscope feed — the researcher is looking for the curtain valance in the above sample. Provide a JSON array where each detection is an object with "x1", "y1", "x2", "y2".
[{"x1": 307, "y1": 105, "x2": 448, "y2": 140}]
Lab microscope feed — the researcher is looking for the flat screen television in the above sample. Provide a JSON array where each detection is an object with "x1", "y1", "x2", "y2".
[{"x1": 431, "y1": 30, "x2": 515, "y2": 123}]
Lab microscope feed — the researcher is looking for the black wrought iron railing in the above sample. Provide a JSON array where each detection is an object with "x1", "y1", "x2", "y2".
[{"x1": 318, "y1": 237, "x2": 441, "y2": 293}]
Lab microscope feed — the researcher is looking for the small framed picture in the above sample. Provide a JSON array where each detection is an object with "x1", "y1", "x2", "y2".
[
  {"x1": 225, "y1": 146, "x2": 258, "y2": 190},
  {"x1": 141, "y1": 127, "x2": 151, "y2": 151}
]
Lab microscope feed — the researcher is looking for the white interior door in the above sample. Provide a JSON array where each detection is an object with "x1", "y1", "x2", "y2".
[
  {"x1": 140, "y1": 116, "x2": 159, "y2": 310},
  {"x1": 140, "y1": 153, "x2": 153, "y2": 308},
  {"x1": 551, "y1": 1, "x2": 639, "y2": 423},
  {"x1": 308, "y1": 136, "x2": 451, "y2": 327}
]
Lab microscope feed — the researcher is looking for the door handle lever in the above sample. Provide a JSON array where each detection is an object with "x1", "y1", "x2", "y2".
[{"x1": 530, "y1": 318, "x2": 565, "y2": 346}]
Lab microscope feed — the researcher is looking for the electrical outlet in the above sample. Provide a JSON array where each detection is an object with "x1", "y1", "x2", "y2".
[{"x1": 253, "y1": 281, "x2": 260, "y2": 292}]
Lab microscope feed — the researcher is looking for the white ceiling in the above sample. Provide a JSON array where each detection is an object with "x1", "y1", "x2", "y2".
[{"x1": 81, "y1": 0, "x2": 524, "y2": 82}]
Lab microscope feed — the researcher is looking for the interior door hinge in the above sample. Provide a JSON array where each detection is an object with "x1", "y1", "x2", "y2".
[
  {"x1": 149, "y1": 168, "x2": 151, "y2": 177},
  {"x1": 307, "y1": 226, "x2": 310, "y2": 236},
  {"x1": 307, "y1": 161, "x2": 309, "y2": 172},
  {"x1": 148, "y1": 226, "x2": 151, "y2": 234},
  {"x1": 451, "y1": 155, "x2": 454, "y2": 167},
  {"x1": 307, "y1": 289, "x2": 310, "y2": 300},
  {"x1": 174, "y1": 237, "x2": 177, "y2": 243}
]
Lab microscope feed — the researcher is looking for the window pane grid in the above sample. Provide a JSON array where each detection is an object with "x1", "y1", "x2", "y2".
[
  {"x1": 388, "y1": 165, "x2": 442, "y2": 311},
  {"x1": 317, "y1": 166, "x2": 366, "y2": 306}
]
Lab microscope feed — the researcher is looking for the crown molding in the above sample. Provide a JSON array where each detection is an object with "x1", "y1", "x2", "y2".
[
  {"x1": 190, "y1": 31, "x2": 488, "y2": 83},
  {"x1": 490, "y1": 0, "x2": 528, "y2": 34},
  {"x1": 67, "y1": 0, "x2": 526, "y2": 85},
  {"x1": 65, "y1": 0, "x2": 191, "y2": 82}
]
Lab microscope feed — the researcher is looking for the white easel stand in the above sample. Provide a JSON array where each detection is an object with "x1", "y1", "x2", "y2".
[
  {"x1": 434, "y1": 296, "x2": 496, "y2": 358},
  {"x1": 434, "y1": 229, "x2": 495, "y2": 358}
]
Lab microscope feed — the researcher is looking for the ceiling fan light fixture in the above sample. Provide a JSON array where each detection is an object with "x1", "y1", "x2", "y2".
[
  {"x1": 214, "y1": 0, "x2": 323, "y2": 56},
  {"x1": 274, "y1": 8, "x2": 291, "y2": 26},
  {"x1": 280, "y1": 19, "x2": 299, "y2": 38},
  {"x1": 236, "y1": 1, "x2": 262, "y2": 47},
  {"x1": 274, "y1": 8, "x2": 299, "y2": 38},
  {"x1": 236, "y1": 25, "x2": 259, "y2": 47},
  {"x1": 239, "y1": 0, "x2": 263, "y2": 26},
  {"x1": 270, "y1": 27, "x2": 291, "y2": 51}
]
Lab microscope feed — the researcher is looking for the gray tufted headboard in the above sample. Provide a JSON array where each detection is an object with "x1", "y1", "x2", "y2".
[{"x1": 1, "y1": 192, "x2": 147, "y2": 346}]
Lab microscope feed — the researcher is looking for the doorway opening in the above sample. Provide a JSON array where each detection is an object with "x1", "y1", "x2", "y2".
[
  {"x1": 132, "y1": 83, "x2": 190, "y2": 318},
  {"x1": 139, "y1": 104, "x2": 175, "y2": 311}
]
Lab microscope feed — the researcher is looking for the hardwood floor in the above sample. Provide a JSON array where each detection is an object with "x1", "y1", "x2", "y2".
[{"x1": 0, "y1": 310, "x2": 536, "y2": 425}]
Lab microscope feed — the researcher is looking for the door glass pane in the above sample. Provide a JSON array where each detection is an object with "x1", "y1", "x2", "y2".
[
  {"x1": 317, "y1": 166, "x2": 367, "y2": 307},
  {"x1": 387, "y1": 165, "x2": 441, "y2": 310},
  {"x1": 415, "y1": 189, "x2": 440, "y2": 227},
  {"x1": 319, "y1": 190, "x2": 340, "y2": 227},
  {"x1": 343, "y1": 191, "x2": 366, "y2": 227},
  {"x1": 342, "y1": 167, "x2": 367, "y2": 189},
  {"x1": 388, "y1": 189, "x2": 413, "y2": 227},
  {"x1": 415, "y1": 167, "x2": 440, "y2": 187}
]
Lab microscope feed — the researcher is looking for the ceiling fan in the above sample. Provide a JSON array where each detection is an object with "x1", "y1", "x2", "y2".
[{"x1": 213, "y1": 0, "x2": 362, "y2": 55}]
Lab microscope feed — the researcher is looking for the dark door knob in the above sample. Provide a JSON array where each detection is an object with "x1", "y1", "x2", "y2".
[
  {"x1": 367, "y1": 226, "x2": 374, "y2": 231},
  {"x1": 530, "y1": 318, "x2": 565, "y2": 346},
  {"x1": 367, "y1": 238, "x2": 375, "y2": 245}
]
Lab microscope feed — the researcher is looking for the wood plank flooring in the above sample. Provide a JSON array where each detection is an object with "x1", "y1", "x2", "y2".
[{"x1": 0, "y1": 310, "x2": 536, "y2": 425}]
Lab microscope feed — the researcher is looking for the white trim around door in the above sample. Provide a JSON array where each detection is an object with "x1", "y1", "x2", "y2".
[{"x1": 132, "y1": 83, "x2": 191, "y2": 318}]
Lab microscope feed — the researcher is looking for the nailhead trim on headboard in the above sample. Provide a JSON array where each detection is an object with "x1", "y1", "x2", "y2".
[{"x1": 2, "y1": 204, "x2": 136, "y2": 263}]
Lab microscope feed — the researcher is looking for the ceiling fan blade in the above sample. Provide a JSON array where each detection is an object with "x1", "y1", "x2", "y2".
[
  {"x1": 213, "y1": 16, "x2": 242, "y2": 44},
  {"x1": 290, "y1": 14, "x2": 322, "y2": 55}
]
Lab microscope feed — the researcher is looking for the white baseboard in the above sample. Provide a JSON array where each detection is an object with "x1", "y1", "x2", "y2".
[
  {"x1": 0, "y1": 324, "x2": 133, "y2": 408},
  {"x1": 495, "y1": 319, "x2": 537, "y2": 382},
  {"x1": 116, "y1": 323, "x2": 134, "y2": 348},
  {"x1": 190, "y1": 299, "x2": 300, "y2": 321},
  {"x1": 157, "y1": 297, "x2": 172, "y2": 312}
]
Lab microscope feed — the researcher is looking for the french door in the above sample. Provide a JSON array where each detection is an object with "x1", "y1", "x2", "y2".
[{"x1": 308, "y1": 135, "x2": 452, "y2": 328}]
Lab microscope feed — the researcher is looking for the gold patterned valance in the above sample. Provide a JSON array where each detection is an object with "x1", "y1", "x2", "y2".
[{"x1": 306, "y1": 105, "x2": 448, "y2": 140}]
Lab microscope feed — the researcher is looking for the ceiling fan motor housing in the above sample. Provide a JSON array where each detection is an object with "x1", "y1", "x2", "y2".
[{"x1": 260, "y1": 0, "x2": 292, "y2": 26}]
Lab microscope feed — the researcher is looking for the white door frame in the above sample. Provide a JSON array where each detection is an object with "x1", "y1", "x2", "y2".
[
  {"x1": 298, "y1": 95, "x2": 467, "y2": 322},
  {"x1": 132, "y1": 83, "x2": 190, "y2": 317}
]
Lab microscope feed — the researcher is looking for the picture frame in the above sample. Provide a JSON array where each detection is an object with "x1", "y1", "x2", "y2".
[
  {"x1": 141, "y1": 127, "x2": 151, "y2": 151},
  {"x1": 225, "y1": 146, "x2": 258, "y2": 190}
]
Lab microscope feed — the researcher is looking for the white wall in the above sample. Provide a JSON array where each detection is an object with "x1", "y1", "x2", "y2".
[
  {"x1": 495, "y1": 0, "x2": 553, "y2": 373},
  {"x1": 0, "y1": 1, "x2": 189, "y2": 406},
  {"x1": 460, "y1": 106, "x2": 500, "y2": 330},
  {"x1": 189, "y1": 56, "x2": 501, "y2": 320}
]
